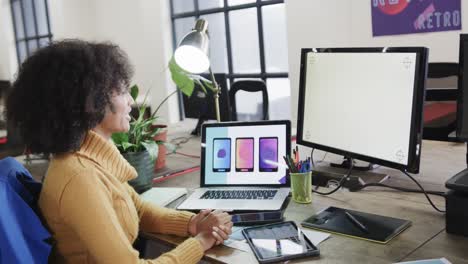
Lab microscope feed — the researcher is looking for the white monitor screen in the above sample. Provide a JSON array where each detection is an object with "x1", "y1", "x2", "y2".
[{"x1": 297, "y1": 48, "x2": 427, "y2": 173}]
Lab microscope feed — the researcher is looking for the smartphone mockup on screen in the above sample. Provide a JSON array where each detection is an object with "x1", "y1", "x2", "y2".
[
  {"x1": 212, "y1": 138, "x2": 231, "y2": 172},
  {"x1": 259, "y1": 137, "x2": 278, "y2": 172},
  {"x1": 236, "y1": 138, "x2": 254, "y2": 172}
]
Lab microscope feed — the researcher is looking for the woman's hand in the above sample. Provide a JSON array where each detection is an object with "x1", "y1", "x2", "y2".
[
  {"x1": 189, "y1": 209, "x2": 233, "y2": 249},
  {"x1": 188, "y1": 209, "x2": 212, "y2": 236},
  {"x1": 188, "y1": 209, "x2": 232, "y2": 236},
  {"x1": 194, "y1": 231, "x2": 216, "y2": 251},
  {"x1": 194, "y1": 223, "x2": 234, "y2": 251},
  {"x1": 211, "y1": 223, "x2": 233, "y2": 245}
]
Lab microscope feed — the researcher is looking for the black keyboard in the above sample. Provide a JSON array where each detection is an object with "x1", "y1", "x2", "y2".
[{"x1": 200, "y1": 190, "x2": 278, "y2": 200}]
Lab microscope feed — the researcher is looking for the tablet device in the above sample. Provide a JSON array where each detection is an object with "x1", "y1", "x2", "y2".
[{"x1": 242, "y1": 221, "x2": 320, "y2": 264}]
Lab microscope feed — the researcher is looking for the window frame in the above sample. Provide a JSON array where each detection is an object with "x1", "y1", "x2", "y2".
[
  {"x1": 10, "y1": 0, "x2": 53, "y2": 63},
  {"x1": 169, "y1": 0, "x2": 288, "y2": 120}
]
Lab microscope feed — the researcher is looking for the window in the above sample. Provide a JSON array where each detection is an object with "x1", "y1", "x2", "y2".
[
  {"x1": 10, "y1": 0, "x2": 53, "y2": 63},
  {"x1": 170, "y1": 0, "x2": 290, "y2": 120}
]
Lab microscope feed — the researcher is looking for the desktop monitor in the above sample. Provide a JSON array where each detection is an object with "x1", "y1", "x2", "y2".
[
  {"x1": 296, "y1": 47, "x2": 428, "y2": 173},
  {"x1": 182, "y1": 73, "x2": 231, "y2": 135},
  {"x1": 457, "y1": 34, "x2": 468, "y2": 141}
]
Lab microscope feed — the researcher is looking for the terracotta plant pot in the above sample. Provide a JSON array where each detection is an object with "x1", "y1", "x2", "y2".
[{"x1": 152, "y1": 124, "x2": 167, "y2": 170}]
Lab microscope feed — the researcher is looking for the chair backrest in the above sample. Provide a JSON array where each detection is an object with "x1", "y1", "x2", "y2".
[
  {"x1": 0, "y1": 157, "x2": 51, "y2": 263},
  {"x1": 423, "y1": 62, "x2": 459, "y2": 142},
  {"x1": 426, "y1": 62, "x2": 458, "y2": 101},
  {"x1": 229, "y1": 80, "x2": 269, "y2": 121}
]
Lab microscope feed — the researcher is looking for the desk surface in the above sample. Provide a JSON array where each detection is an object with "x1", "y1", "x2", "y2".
[
  {"x1": 146, "y1": 129, "x2": 468, "y2": 264},
  {"x1": 13, "y1": 120, "x2": 468, "y2": 263}
]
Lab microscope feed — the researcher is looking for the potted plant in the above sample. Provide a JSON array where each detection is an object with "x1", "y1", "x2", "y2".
[
  {"x1": 112, "y1": 85, "x2": 160, "y2": 193},
  {"x1": 112, "y1": 58, "x2": 213, "y2": 192}
]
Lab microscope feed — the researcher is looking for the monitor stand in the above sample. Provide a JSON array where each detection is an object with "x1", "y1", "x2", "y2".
[
  {"x1": 312, "y1": 163, "x2": 389, "y2": 191},
  {"x1": 330, "y1": 156, "x2": 375, "y2": 171}
]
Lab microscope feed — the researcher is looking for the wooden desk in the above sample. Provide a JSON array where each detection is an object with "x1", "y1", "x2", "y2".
[
  {"x1": 144, "y1": 138, "x2": 468, "y2": 263},
  {"x1": 12, "y1": 120, "x2": 468, "y2": 263}
]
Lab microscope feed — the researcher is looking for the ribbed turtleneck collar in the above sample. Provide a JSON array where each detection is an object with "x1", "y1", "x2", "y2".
[{"x1": 76, "y1": 130, "x2": 137, "y2": 183}]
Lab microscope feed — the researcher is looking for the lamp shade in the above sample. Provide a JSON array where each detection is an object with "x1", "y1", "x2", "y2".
[{"x1": 174, "y1": 19, "x2": 210, "y2": 74}]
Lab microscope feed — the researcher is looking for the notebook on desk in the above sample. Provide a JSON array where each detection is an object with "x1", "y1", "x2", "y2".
[
  {"x1": 177, "y1": 120, "x2": 291, "y2": 211},
  {"x1": 140, "y1": 187, "x2": 187, "y2": 207},
  {"x1": 301, "y1": 206, "x2": 411, "y2": 244}
]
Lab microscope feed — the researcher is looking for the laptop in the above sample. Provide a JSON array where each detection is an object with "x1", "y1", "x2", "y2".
[{"x1": 177, "y1": 120, "x2": 291, "y2": 211}]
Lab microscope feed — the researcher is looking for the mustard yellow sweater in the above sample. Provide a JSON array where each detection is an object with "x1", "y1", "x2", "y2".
[{"x1": 39, "y1": 131, "x2": 204, "y2": 263}]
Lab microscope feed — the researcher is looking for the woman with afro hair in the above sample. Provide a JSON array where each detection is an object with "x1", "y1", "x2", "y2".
[{"x1": 6, "y1": 40, "x2": 232, "y2": 263}]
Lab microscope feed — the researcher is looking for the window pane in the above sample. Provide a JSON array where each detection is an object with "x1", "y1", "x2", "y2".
[
  {"x1": 231, "y1": 79, "x2": 264, "y2": 121},
  {"x1": 174, "y1": 17, "x2": 196, "y2": 46},
  {"x1": 34, "y1": 0, "x2": 49, "y2": 35},
  {"x1": 172, "y1": 0, "x2": 194, "y2": 14},
  {"x1": 12, "y1": 1, "x2": 25, "y2": 39},
  {"x1": 23, "y1": 0, "x2": 37, "y2": 37},
  {"x1": 199, "y1": 0, "x2": 223, "y2": 10},
  {"x1": 229, "y1": 8, "x2": 260, "y2": 73},
  {"x1": 266, "y1": 78, "x2": 291, "y2": 120},
  {"x1": 27, "y1": 39, "x2": 38, "y2": 54},
  {"x1": 262, "y1": 4, "x2": 289, "y2": 73},
  {"x1": 17, "y1": 41, "x2": 27, "y2": 63},
  {"x1": 228, "y1": 0, "x2": 255, "y2": 6},
  {"x1": 39, "y1": 37, "x2": 49, "y2": 47},
  {"x1": 201, "y1": 13, "x2": 228, "y2": 73}
]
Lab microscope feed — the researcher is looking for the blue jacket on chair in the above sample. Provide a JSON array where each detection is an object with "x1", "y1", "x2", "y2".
[{"x1": 0, "y1": 157, "x2": 51, "y2": 263}]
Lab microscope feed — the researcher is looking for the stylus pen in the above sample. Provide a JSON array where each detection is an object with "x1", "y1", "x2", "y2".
[{"x1": 344, "y1": 211, "x2": 369, "y2": 233}]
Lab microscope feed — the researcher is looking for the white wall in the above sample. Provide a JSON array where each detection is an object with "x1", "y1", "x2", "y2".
[
  {"x1": 48, "y1": 0, "x2": 97, "y2": 41},
  {"x1": 0, "y1": 0, "x2": 18, "y2": 80},
  {"x1": 92, "y1": 0, "x2": 177, "y2": 124},
  {"x1": 0, "y1": 0, "x2": 178, "y2": 123},
  {"x1": 285, "y1": 0, "x2": 468, "y2": 125},
  {"x1": 49, "y1": 0, "x2": 178, "y2": 123}
]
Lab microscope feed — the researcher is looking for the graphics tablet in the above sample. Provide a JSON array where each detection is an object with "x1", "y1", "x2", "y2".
[
  {"x1": 242, "y1": 221, "x2": 320, "y2": 264},
  {"x1": 302, "y1": 206, "x2": 411, "y2": 244}
]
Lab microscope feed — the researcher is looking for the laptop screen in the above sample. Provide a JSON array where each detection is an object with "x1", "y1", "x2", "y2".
[{"x1": 201, "y1": 120, "x2": 291, "y2": 187}]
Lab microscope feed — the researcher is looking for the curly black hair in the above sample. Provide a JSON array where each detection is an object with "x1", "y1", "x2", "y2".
[{"x1": 6, "y1": 39, "x2": 134, "y2": 155}]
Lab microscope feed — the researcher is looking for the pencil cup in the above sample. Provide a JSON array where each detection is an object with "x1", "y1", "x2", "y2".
[{"x1": 290, "y1": 171, "x2": 312, "y2": 204}]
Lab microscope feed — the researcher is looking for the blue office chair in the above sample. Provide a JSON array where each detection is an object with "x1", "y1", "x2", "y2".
[
  {"x1": 0, "y1": 157, "x2": 52, "y2": 263},
  {"x1": 229, "y1": 80, "x2": 269, "y2": 121}
]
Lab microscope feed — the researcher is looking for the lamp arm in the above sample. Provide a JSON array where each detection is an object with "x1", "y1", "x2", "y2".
[{"x1": 209, "y1": 67, "x2": 221, "y2": 122}]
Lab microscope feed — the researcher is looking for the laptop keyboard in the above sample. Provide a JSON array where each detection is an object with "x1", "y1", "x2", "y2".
[{"x1": 200, "y1": 190, "x2": 278, "y2": 200}]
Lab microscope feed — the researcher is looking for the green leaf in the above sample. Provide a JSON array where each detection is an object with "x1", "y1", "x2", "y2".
[
  {"x1": 111, "y1": 132, "x2": 128, "y2": 145},
  {"x1": 137, "y1": 104, "x2": 148, "y2": 123},
  {"x1": 122, "y1": 141, "x2": 136, "y2": 151},
  {"x1": 130, "y1": 84, "x2": 139, "y2": 101},
  {"x1": 164, "y1": 142, "x2": 177, "y2": 153},
  {"x1": 149, "y1": 128, "x2": 161, "y2": 138},
  {"x1": 141, "y1": 140, "x2": 159, "y2": 161},
  {"x1": 169, "y1": 56, "x2": 195, "y2": 97}
]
